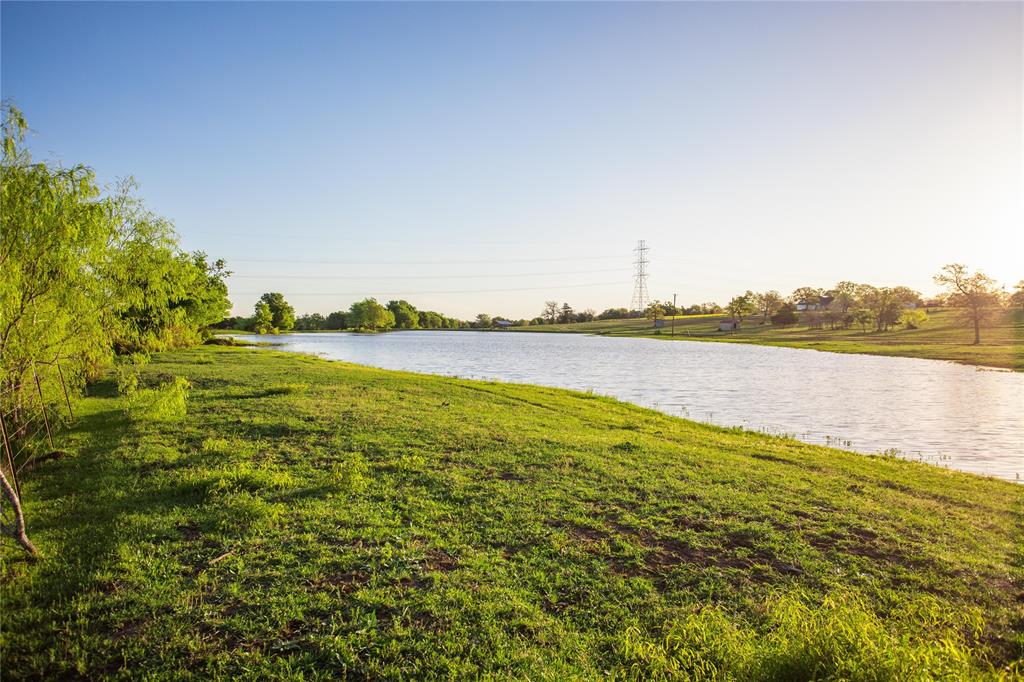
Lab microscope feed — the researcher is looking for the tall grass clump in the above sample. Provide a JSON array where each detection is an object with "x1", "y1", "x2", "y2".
[
  {"x1": 617, "y1": 591, "x2": 994, "y2": 681},
  {"x1": 122, "y1": 375, "x2": 191, "y2": 422}
]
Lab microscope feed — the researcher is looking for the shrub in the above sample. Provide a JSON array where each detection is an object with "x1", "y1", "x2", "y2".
[
  {"x1": 210, "y1": 490, "x2": 283, "y2": 535},
  {"x1": 124, "y1": 376, "x2": 190, "y2": 422},
  {"x1": 331, "y1": 452, "x2": 369, "y2": 493}
]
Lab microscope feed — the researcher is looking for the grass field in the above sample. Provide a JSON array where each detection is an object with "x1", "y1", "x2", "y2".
[
  {"x1": 2, "y1": 347, "x2": 1022, "y2": 679},
  {"x1": 511, "y1": 308, "x2": 1024, "y2": 371}
]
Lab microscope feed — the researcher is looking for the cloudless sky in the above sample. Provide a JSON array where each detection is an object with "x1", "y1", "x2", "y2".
[{"x1": 2, "y1": 1, "x2": 1021, "y2": 318}]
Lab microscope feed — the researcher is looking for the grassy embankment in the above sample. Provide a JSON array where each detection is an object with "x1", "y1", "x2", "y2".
[
  {"x1": 512, "y1": 308, "x2": 1024, "y2": 371},
  {"x1": 2, "y1": 346, "x2": 1022, "y2": 679}
]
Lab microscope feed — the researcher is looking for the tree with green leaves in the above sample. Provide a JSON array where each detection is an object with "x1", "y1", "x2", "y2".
[
  {"x1": 2, "y1": 103, "x2": 230, "y2": 555},
  {"x1": 726, "y1": 291, "x2": 756, "y2": 327},
  {"x1": 258, "y1": 293, "x2": 295, "y2": 332},
  {"x1": 770, "y1": 303, "x2": 798, "y2": 326},
  {"x1": 387, "y1": 300, "x2": 420, "y2": 329},
  {"x1": 1011, "y1": 280, "x2": 1024, "y2": 311},
  {"x1": 325, "y1": 311, "x2": 349, "y2": 329},
  {"x1": 752, "y1": 290, "x2": 784, "y2": 324},
  {"x1": 252, "y1": 301, "x2": 274, "y2": 334},
  {"x1": 934, "y1": 264, "x2": 1003, "y2": 345},
  {"x1": 294, "y1": 313, "x2": 326, "y2": 331},
  {"x1": 349, "y1": 298, "x2": 394, "y2": 331},
  {"x1": 644, "y1": 301, "x2": 666, "y2": 325},
  {"x1": 791, "y1": 287, "x2": 823, "y2": 306}
]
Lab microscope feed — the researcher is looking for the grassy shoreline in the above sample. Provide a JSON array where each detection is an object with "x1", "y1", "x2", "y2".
[
  {"x1": 4, "y1": 346, "x2": 1021, "y2": 678},
  {"x1": 510, "y1": 308, "x2": 1024, "y2": 371}
]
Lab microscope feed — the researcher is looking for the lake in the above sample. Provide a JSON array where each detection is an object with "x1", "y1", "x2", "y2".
[{"x1": 229, "y1": 331, "x2": 1024, "y2": 482}]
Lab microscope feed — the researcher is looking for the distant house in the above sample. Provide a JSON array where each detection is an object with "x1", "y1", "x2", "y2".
[
  {"x1": 719, "y1": 319, "x2": 739, "y2": 331},
  {"x1": 493, "y1": 319, "x2": 513, "y2": 329},
  {"x1": 795, "y1": 295, "x2": 834, "y2": 311}
]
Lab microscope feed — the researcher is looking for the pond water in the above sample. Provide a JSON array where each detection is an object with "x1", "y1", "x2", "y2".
[{"x1": 229, "y1": 331, "x2": 1023, "y2": 482}]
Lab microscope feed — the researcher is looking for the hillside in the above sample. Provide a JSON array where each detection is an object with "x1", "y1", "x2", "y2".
[
  {"x1": 2, "y1": 347, "x2": 1021, "y2": 679},
  {"x1": 511, "y1": 308, "x2": 1024, "y2": 371}
]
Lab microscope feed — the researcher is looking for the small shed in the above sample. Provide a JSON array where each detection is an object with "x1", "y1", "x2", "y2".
[
  {"x1": 494, "y1": 319, "x2": 513, "y2": 329},
  {"x1": 719, "y1": 319, "x2": 739, "y2": 331}
]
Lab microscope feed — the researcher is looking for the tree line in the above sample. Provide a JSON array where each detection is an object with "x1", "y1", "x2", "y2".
[
  {"x1": 704, "y1": 264, "x2": 1015, "y2": 344},
  {"x1": 218, "y1": 296, "x2": 463, "y2": 333}
]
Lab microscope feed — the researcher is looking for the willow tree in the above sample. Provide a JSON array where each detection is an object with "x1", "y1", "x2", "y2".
[
  {"x1": 1, "y1": 104, "x2": 230, "y2": 554},
  {"x1": 1, "y1": 105, "x2": 119, "y2": 554}
]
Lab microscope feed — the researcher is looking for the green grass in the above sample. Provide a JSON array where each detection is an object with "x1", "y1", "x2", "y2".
[
  {"x1": 2, "y1": 346, "x2": 1022, "y2": 679},
  {"x1": 511, "y1": 308, "x2": 1024, "y2": 371}
]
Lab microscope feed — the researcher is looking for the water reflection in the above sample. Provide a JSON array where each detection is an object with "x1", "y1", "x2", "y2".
[{"x1": 230, "y1": 331, "x2": 1024, "y2": 482}]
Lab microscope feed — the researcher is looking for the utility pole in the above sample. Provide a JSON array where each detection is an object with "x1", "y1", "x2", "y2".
[
  {"x1": 630, "y1": 240, "x2": 650, "y2": 313},
  {"x1": 672, "y1": 293, "x2": 677, "y2": 337}
]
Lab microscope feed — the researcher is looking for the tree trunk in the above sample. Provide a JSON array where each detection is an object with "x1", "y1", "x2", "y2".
[
  {"x1": 0, "y1": 468, "x2": 39, "y2": 557},
  {"x1": 973, "y1": 314, "x2": 981, "y2": 345}
]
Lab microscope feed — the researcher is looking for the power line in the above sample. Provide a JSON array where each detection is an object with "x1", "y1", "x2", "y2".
[
  {"x1": 230, "y1": 280, "x2": 627, "y2": 296},
  {"x1": 228, "y1": 267, "x2": 631, "y2": 280},
  {"x1": 228, "y1": 254, "x2": 621, "y2": 266}
]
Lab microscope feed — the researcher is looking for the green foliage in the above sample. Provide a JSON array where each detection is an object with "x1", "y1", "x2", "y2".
[
  {"x1": 770, "y1": 303, "x2": 798, "y2": 326},
  {"x1": 726, "y1": 291, "x2": 756, "y2": 324},
  {"x1": 325, "y1": 310, "x2": 349, "y2": 329},
  {"x1": 123, "y1": 376, "x2": 190, "y2": 422},
  {"x1": 387, "y1": 299, "x2": 420, "y2": 329},
  {"x1": 1, "y1": 104, "x2": 228, "y2": 426},
  {"x1": 331, "y1": 451, "x2": 369, "y2": 493},
  {"x1": 258, "y1": 292, "x2": 295, "y2": 332},
  {"x1": 348, "y1": 298, "x2": 395, "y2": 331},
  {"x1": 900, "y1": 308, "x2": 927, "y2": 329},
  {"x1": 293, "y1": 312, "x2": 326, "y2": 330},
  {"x1": 252, "y1": 301, "x2": 274, "y2": 333}
]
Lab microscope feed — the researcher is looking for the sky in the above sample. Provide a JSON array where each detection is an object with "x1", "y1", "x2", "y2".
[{"x1": 2, "y1": 1, "x2": 1021, "y2": 319}]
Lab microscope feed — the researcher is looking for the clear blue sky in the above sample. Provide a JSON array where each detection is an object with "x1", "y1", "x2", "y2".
[{"x1": 3, "y1": 1, "x2": 1020, "y2": 318}]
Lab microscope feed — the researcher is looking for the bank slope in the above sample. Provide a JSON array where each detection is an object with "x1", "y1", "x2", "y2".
[
  {"x1": 2, "y1": 346, "x2": 1021, "y2": 680},
  {"x1": 509, "y1": 308, "x2": 1024, "y2": 371}
]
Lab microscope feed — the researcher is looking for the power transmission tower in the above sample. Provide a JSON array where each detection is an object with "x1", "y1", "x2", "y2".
[{"x1": 630, "y1": 240, "x2": 650, "y2": 312}]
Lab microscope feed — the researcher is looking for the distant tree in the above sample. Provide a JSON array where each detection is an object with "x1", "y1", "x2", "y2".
[
  {"x1": 827, "y1": 281, "x2": 859, "y2": 328},
  {"x1": 252, "y1": 301, "x2": 274, "y2": 334},
  {"x1": 726, "y1": 291, "x2": 756, "y2": 326},
  {"x1": 644, "y1": 302, "x2": 666, "y2": 325},
  {"x1": 770, "y1": 303, "x2": 798, "y2": 326},
  {"x1": 349, "y1": 298, "x2": 394, "y2": 331},
  {"x1": 598, "y1": 307, "x2": 629, "y2": 320},
  {"x1": 530, "y1": 316, "x2": 545, "y2": 325},
  {"x1": 576, "y1": 308, "x2": 596, "y2": 323},
  {"x1": 791, "y1": 287, "x2": 823, "y2": 306},
  {"x1": 294, "y1": 313, "x2": 326, "y2": 331},
  {"x1": 752, "y1": 290, "x2": 784, "y2": 324},
  {"x1": 700, "y1": 302, "x2": 723, "y2": 314},
  {"x1": 934, "y1": 264, "x2": 1003, "y2": 344},
  {"x1": 558, "y1": 303, "x2": 575, "y2": 324},
  {"x1": 258, "y1": 292, "x2": 295, "y2": 332},
  {"x1": 542, "y1": 301, "x2": 560, "y2": 324},
  {"x1": 474, "y1": 313, "x2": 492, "y2": 329},
  {"x1": 852, "y1": 308, "x2": 874, "y2": 332},
  {"x1": 418, "y1": 310, "x2": 444, "y2": 329},
  {"x1": 855, "y1": 285, "x2": 902, "y2": 332},
  {"x1": 387, "y1": 299, "x2": 420, "y2": 329},
  {"x1": 325, "y1": 311, "x2": 349, "y2": 329},
  {"x1": 1010, "y1": 280, "x2": 1024, "y2": 310}
]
